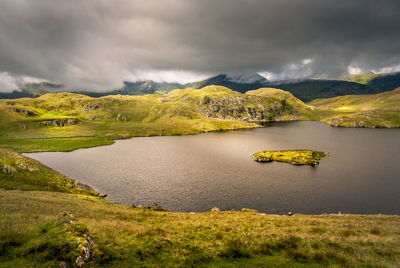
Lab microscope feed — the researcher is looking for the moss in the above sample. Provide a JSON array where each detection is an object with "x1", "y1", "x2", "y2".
[{"x1": 253, "y1": 150, "x2": 327, "y2": 165}]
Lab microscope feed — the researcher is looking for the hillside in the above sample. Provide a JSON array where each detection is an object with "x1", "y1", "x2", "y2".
[
  {"x1": 366, "y1": 72, "x2": 400, "y2": 92},
  {"x1": 1, "y1": 149, "x2": 400, "y2": 267},
  {"x1": 343, "y1": 72, "x2": 381, "y2": 85},
  {"x1": 264, "y1": 79, "x2": 381, "y2": 102},
  {"x1": 0, "y1": 86, "x2": 313, "y2": 152},
  {"x1": 310, "y1": 88, "x2": 400, "y2": 128}
]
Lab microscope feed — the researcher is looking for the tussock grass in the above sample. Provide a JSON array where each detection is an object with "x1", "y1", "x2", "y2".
[{"x1": 1, "y1": 190, "x2": 400, "y2": 267}]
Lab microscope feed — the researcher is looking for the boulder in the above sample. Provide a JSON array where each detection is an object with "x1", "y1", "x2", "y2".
[
  {"x1": 75, "y1": 182, "x2": 94, "y2": 192},
  {"x1": 16, "y1": 161, "x2": 27, "y2": 170},
  {"x1": 145, "y1": 203, "x2": 166, "y2": 211},
  {"x1": 241, "y1": 208, "x2": 259, "y2": 213},
  {"x1": 3, "y1": 165, "x2": 18, "y2": 175},
  {"x1": 27, "y1": 166, "x2": 37, "y2": 172},
  {"x1": 211, "y1": 207, "x2": 220, "y2": 212}
]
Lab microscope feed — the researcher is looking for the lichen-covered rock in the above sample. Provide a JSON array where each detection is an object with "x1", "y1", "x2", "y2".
[
  {"x1": 241, "y1": 208, "x2": 259, "y2": 213},
  {"x1": 40, "y1": 118, "x2": 80, "y2": 127},
  {"x1": 141, "y1": 203, "x2": 167, "y2": 211},
  {"x1": 3, "y1": 164, "x2": 18, "y2": 175},
  {"x1": 75, "y1": 181, "x2": 94, "y2": 192},
  {"x1": 58, "y1": 212, "x2": 95, "y2": 268},
  {"x1": 15, "y1": 161, "x2": 27, "y2": 170}
]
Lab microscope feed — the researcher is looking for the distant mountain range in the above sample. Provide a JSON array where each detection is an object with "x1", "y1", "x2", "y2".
[{"x1": 1, "y1": 72, "x2": 400, "y2": 102}]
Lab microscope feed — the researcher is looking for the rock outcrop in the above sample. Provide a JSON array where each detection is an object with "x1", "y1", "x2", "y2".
[
  {"x1": 40, "y1": 118, "x2": 80, "y2": 127},
  {"x1": 196, "y1": 95, "x2": 298, "y2": 123},
  {"x1": 58, "y1": 212, "x2": 95, "y2": 268}
]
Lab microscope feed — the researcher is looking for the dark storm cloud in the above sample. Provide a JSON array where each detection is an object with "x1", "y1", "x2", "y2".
[{"x1": 0, "y1": 0, "x2": 400, "y2": 91}]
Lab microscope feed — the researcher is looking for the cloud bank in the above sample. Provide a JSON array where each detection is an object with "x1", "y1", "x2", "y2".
[{"x1": 0, "y1": 0, "x2": 400, "y2": 91}]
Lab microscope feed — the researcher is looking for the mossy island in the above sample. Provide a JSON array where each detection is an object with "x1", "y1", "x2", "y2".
[{"x1": 252, "y1": 150, "x2": 327, "y2": 166}]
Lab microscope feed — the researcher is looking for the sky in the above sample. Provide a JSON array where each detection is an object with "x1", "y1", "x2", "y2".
[{"x1": 0, "y1": 0, "x2": 400, "y2": 92}]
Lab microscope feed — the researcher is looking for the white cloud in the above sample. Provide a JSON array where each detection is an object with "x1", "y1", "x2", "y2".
[
  {"x1": 302, "y1": 58, "x2": 314, "y2": 65},
  {"x1": 373, "y1": 64, "x2": 400, "y2": 74},
  {"x1": 0, "y1": 72, "x2": 19, "y2": 92},
  {"x1": 259, "y1": 58, "x2": 315, "y2": 81},
  {"x1": 123, "y1": 70, "x2": 210, "y2": 84},
  {"x1": 347, "y1": 64, "x2": 363, "y2": 75},
  {"x1": 0, "y1": 72, "x2": 48, "y2": 93}
]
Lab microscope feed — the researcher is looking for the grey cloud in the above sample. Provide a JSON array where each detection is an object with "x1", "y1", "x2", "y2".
[{"x1": 0, "y1": 0, "x2": 399, "y2": 91}]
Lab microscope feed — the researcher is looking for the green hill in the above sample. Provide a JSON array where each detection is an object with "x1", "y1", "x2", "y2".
[{"x1": 310, "y1": 87, "x2": 400, "y2": 128}]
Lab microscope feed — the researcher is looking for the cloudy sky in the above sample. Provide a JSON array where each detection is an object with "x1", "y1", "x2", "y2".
[{"x1": 1, "y1": 0, "x2": 400, "y2": 91}]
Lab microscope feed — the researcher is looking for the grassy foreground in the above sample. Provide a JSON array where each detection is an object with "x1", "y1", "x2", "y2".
[
  {"x1": 1, "y1": 150, "x2": 400, "y2": 267},
  {"x1": 252, "y1": 150, "x2": 326, "y2": 166},
  {"x1": 2, "y1": 190, "x2": 400, "y2": 267}
]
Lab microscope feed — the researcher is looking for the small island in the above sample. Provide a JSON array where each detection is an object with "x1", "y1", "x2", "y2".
[{"x1": 252, "y1": 150, "x2": 327, "y2": 166}]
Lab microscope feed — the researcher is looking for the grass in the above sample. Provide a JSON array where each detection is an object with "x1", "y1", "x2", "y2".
[
  {"x1": 252, "y1": 150, "x2": 327, "y2": 165},
  {"x1": 1, "y1": 189, "x2": 400, "y2": 267},
  {"x1": 0, "y1": 137, "x2": 115, "y2": 153}
]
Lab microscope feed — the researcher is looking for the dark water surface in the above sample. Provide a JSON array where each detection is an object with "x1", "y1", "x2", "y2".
[{"x1": 26, "y1": 121, "x2": 400, "y2": 214}]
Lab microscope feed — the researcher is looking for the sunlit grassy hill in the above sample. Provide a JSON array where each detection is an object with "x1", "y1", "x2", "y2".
[
  {"x1": 0, "y1": 86, "x2": 314, "y2": 152},
  {"x1": 1, "y1": 85, "x2": 400, "y2": 152},
  {"x1": 310, "y1": 88, "x2": 400, "y2": 128}
]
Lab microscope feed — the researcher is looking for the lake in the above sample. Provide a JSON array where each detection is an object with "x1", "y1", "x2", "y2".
[{"x1": 26, "y1": 121, "x2": 400, "y2": 214}]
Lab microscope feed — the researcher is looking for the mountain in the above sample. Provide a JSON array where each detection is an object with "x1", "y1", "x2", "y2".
[
  {"x1": 186, "y1": 73, "x2": 269, "y2": 93},
  {"x1": 366, "y1": 72, "x2": 400, "y2": 92},
  {"x1": 186, "y1": 74, "x2": 394, "y2": 102},
  {"x1": 2, "y1": 72, "x2": 400, "y2": 102},
  {"x1": 76, "y1": 80, "x2": 184, "y2": 97},
  {"x1": 344, "y1": 72, "x2": 381, "y2": 85},
  {"x1": 0, "y1": 82, "x2": 62, "y2": 99},
  {"x1": 262, "y1": 79, "x2": 381, "y2": 102}
]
